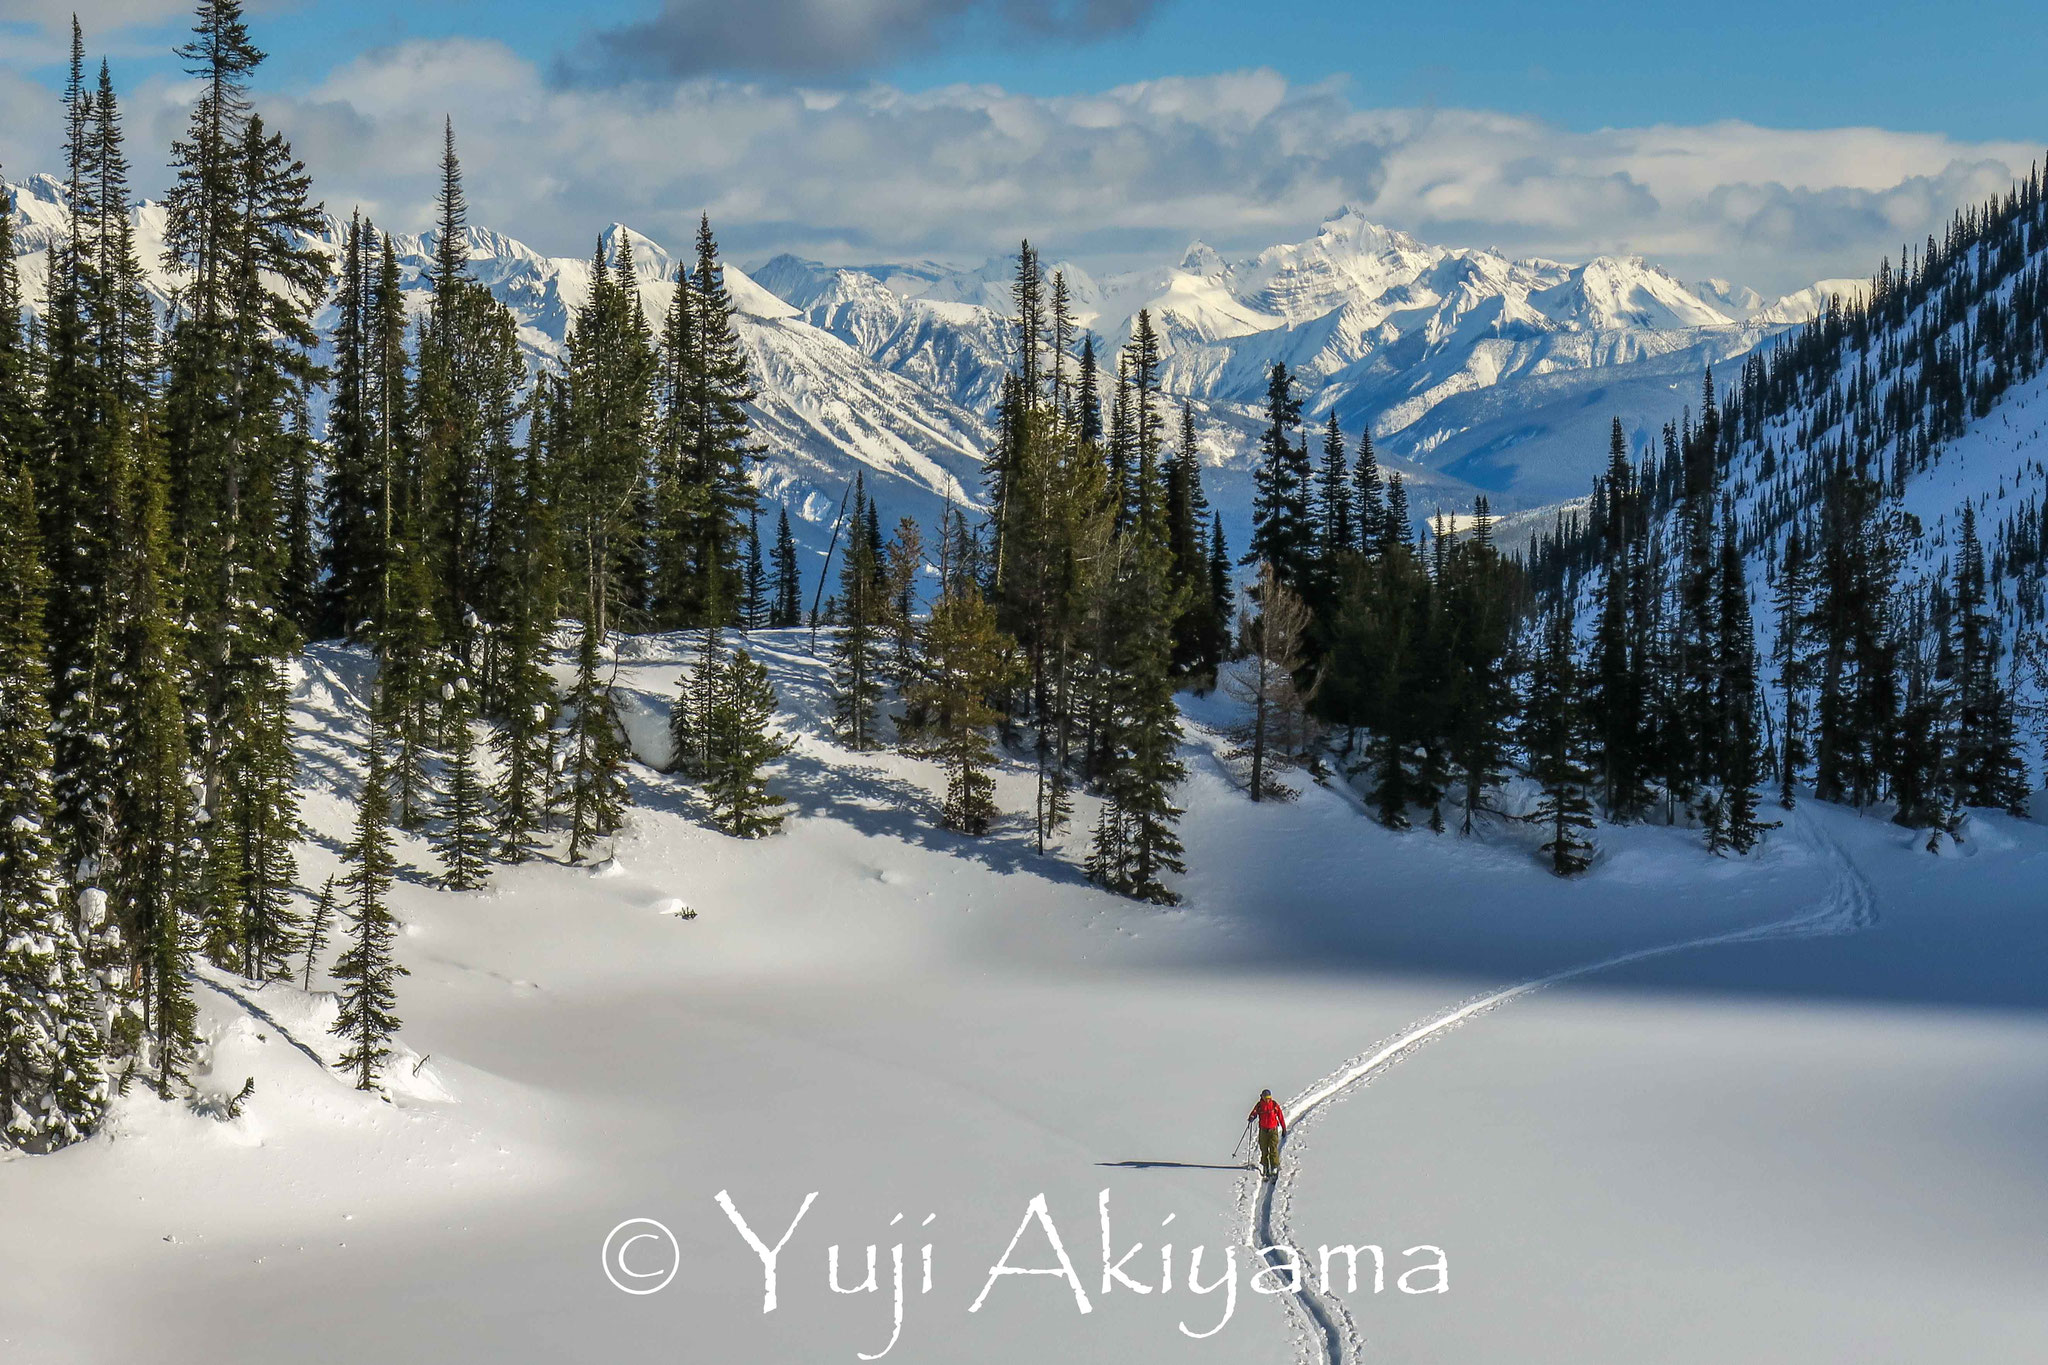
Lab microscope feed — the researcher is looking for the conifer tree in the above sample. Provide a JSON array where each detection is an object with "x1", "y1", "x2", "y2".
[
  {"x1": 1441, "y1": 502, "x2": 1519, "y2": 833},
  {"x1": 1164, "y1": 400, "x2": 1216, "y2": 674},
  {"x1": 831, "y1": 477, "x2": 886, "y2": 750},
  {"x1": 1087, "y1": 523, "x2": 1187, "y2": 904},
  {"x1": 904, "y1": 584, "x2": 1019, "y2": 835},
  {"x1": 563, "y1": 621, "x2": 629, "y2": 864},
  {"x1": 490, "y1": 374, "x2": 565, "y2": 863},
  {"x1": 42, "y1": 41, "x2": 150, "y2": 889},
  {"x1": 1811, "y1": 454, "x2": 1901, "y2": 808},
  {"x1": 741, "y1": 509, "x2": 768, "y2": 631},
  {"x1": 1206, "y1": 514, "x2": 1233, "y2": 660},
  {"x1": 1246, "y1": 362, "x2": 1314, "y2": 591},
  {"x1": 1382, "y1": 473, "x2": 1411, "y2": 554},
  {"x1": 1709, "y1": 515, "x2": 1769, "y2": 854},
  {"x1": 1352, "y1": 426, "x2": 1386, "y2": 556},
  {"x1": 1316, "y1": 413, "x2": 1353, "y2": 566},
  {"x1": 323, "y1": 210, "x2": 383, "y2": 636},
  {"x1": 1522, "y1": 608, "x2": 1597, "y2": 876},
  {"x1": 654, "y1": 218, "x2": 760, "y2": 627},
  {"x1": 699, "y1": 649, "x2": 794, "y2": 837},
  {"x1": 332, "y1": 715, "x2": 406, "y2": 1093},
  {"x1": 0, "y1": 179, "x2": 36, "y2": 477},
  {"x1": 0, "y1": 465, "x2": 106, "y2": 1149},
  {"x1": 107, "y1": 433, "x2": 202, "y2": 1097},
  {"x1": 1948, "y1": 503, "x2": 2030, "y2": 812},
  {"x1": 1771, "y1": 527, "x2": 1815, "y2": 809},
  {"x1": 435, "y1": 675, "x2": 492, "y2": 889},
  {"x1": 1588, "y1": 418, "x2": 1649, "y2": 818},
  {"x1": 562, "y1": 239, "x2": 655, "y2": 636},
  {"x1": 882, "y1": 515, "x2": 925, "y2": 689},
  {"x1": 769, "y1": 506, "x2": 802, "y2": 628},
  {"x1": 301, "y1": 875, "x2": 334, "y2": 991}
]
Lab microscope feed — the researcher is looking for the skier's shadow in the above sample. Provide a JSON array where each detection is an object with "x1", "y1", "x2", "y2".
[{"x1": 1096, "y1": 1160, "x2": 1251, "y2": 1172}]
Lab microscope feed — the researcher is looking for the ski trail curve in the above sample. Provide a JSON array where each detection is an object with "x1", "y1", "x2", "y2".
[{"x1": 1241, "y1": 808, "x2": 1878, "y2": 1365}]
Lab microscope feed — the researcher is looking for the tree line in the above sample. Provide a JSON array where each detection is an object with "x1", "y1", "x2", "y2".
[{"x1": 0, "y1": 3, "x2": 789, "y2": 1147}]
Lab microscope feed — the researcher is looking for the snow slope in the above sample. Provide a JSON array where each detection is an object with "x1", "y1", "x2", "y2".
[
  {"x1": 751, "y1": 205, "x2": 1848, "y2": 519},
  {"x1": 3, "y1": 632, "x2": 2043, "y2": 1364}
]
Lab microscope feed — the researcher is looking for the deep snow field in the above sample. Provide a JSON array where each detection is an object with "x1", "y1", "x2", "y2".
[{"x1": 3, "y1": 630, "x2": 2045, "y2": 1365}]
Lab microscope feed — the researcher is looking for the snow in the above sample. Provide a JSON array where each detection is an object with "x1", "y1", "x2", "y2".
[
  {"x1": 4, "y1": 630, "x2": 2044, "y2": 1364},
  {"x1": 5, "y1": 175, "x2": 1819, "y2": 536}
]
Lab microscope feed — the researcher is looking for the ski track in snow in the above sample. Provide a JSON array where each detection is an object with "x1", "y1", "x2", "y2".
[{"x1": 1240, "y1": 807, "x2": 1879, "y2": 1365}]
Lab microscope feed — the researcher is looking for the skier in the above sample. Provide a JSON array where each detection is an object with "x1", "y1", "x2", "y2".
[{"x1": 1249, "y1": 1089, "x2": 1287, "y2": 1180}]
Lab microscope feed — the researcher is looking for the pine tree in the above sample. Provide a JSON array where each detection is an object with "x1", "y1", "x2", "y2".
[
  {"x1": 43, "y1": 40, "x2": 150, "y2": 892},
  {"x1": 699, "y1": 650, "x2": 795, "y2": 837},
  {"x1": 322, "y1": 210, "x2": 382, "y2": 637},
  {"x1": 1087, "y1": 527, "x2": 1187, "y2": 905},
  {"x1": 1316, "y1": 413, "x2": 1353, "y2": 568},
  {"x1": 0, "y1": 464, "x2": 106, "y2": 1150},
  {"x1": 1811, "y1": 454, "x2": 1901, "y2": 809},
  {"x1": 160, "y1": 6, "x2": 325, "y2": 1002},
  {"x1": 301, "y1": 875, "x2": 334, "y2": 991},
  {"x1": 1949, "y1": 503, "x2": 2030, "y2": 813},
  {"x1": 831, "y1": 477, "x2": 886, "y2": 750},
  {"x1": 332, "y1": 715, "x2": 406, "y2": 1093},
  {"x1": 435, "y1": 674, "x2": 493, "y2": 889},
  {"x1": 1246, "y1": 362, "x2": 1314, "y2": 591},
  {"x1": 1164, "y1": 400, "x2": 1216, "y2": 675},
  {"x1": 769, "y1": 505, "x2": 802, "y2": 628},
  {"x1": 1771, "y1": 527, "x2": 1814, "y2": 809},
  {"x1": 741, "y1": 509, "x2": 768, "y2": 631},
  {"x1": 1206, "y1": 514, "x2": 1233, "y2": 661},
  {"x1": 654, "y1": 218, "x2": 759, "y2": 627},
  {"x1": 1441, "y1": 501, "x2": 1519, "y2": 833},
  {"x1": 1588, "y1": 419, "x2": 1650, "y2": 819},
  {"x1": 1523, "y1": 608, "x2": 1597, "y2": 876},
  {"x1": 0, "y1": 179, "x2": 37, "y2": 478},
  {"x1": 107, "y1": 433, "x2": 203, "y2": 1097},
  {"x1": 1382, "y1": 473, "x2": 1411, "y2": 555},
  {"x1": 562, "y1": 238, "x2": 655, "y2": 636},
  {"x1": 490, "y1": 374, "x2": 564, "y2": 863},
  {"x1": 563, "y1": 620, "x2": 629, "y2": 864},
  {"x1": 1352, "y1": 426, "x2": 1386, "y2": 556},
  {"x1": 882, "y1": 515, "x2": 925, "y2": 690},
  {"x1": 903, "y1": 584, "x2": 1019, "y2": 835},
  {"x1": 1710, "y1": 514, "x2": 1770, "y2": 854}
]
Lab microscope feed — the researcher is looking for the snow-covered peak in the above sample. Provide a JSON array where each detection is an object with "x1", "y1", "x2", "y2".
[
  {"x1": 1691, "y1": 277, "x2": 1768, "y2": 321},
  {"x1": 1749, "y1": 277, "x2": 1868, "y2": 326},
  {"x1": 1177, "y1": 240, "x2": 1228, "y2": 279},
  {"x1": 1542, "y1": 256, "x2": 1736, "y2": 331}
]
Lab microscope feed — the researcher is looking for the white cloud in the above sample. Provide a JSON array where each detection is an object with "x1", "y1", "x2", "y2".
[{"x1": 7, "y1": 38, "x2": 2039, "y2": 296}]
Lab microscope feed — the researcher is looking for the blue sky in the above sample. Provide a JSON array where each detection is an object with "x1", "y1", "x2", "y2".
[
  {"x1": 1, "y1": 0, "x2": 2042, "y2": 292},
  {"x1": 14, "y1": 0, "x2": 2042, "y2": 137}
]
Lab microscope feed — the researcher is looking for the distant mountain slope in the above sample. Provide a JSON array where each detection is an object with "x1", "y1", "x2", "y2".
[
  {"x1": 10, "y1": 175, "x2": 1847, "y2": 548},
  {"x1": 750, "y1": 205, "x2": 1844, "y2": 516},
  {"x1": 5, "y1": 174, "x2": 992, "y2": 565}
]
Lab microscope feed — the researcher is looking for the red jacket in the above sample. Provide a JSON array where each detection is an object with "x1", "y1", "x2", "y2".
[{"x1": 1251, "y1": 1097, "x2": 1286, "y2": 1131}]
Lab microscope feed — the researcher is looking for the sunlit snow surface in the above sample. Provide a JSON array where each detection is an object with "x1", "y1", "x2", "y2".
[{"x1": 2, "y1": 631, "x2": 2043, "y2": 1364}]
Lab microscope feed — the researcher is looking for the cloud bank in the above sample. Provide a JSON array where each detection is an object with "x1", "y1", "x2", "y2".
[{"x1": 8, "y1": 37, "x2": 2038, "y2": 296}]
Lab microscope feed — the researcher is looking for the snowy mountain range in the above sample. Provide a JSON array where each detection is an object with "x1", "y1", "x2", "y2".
[{"x1": 6, "y1": 173, "x2": 1855, "y2": 552}]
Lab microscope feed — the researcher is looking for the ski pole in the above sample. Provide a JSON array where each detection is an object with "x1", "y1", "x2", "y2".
[{"x1": 1231, "y1": 1119, "x2": 1254, "y2": 1161}]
